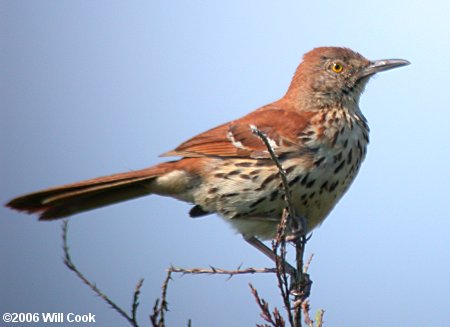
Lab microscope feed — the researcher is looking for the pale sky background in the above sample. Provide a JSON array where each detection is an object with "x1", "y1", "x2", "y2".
[{"x1": 1, "y1": 1, "x2": 449, "y2": 326}]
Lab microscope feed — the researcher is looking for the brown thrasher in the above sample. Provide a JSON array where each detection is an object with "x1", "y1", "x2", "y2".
[{"x1": 6, "y1": 47, "x2": 409, "y2": 259}]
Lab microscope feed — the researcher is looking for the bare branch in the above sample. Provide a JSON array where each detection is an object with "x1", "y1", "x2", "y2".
[
  {"x1": 132, "y1": 279, "x2": 144, "y2": 323},
  {"x1": 150, "y1": 269, "x2": 172, "y2": 327},
  {"x1": 250, "y1": 126, "x2": 299, "y2": 229},
  {"x1": 300, "y1": 302, "x2": 325, "y2": 327},
  {"x1": 273, "y1": 209, "x2": 295, "y2": 326},
  {"x1": 303, "y1": 254, "x2": 314, "y2": 274},
  {"x1": 251, "y1": 126, "x2": 322, "y2": 327},
  {"x1": 168, "y1": 266, "x2": 276, "y2": 276},
  {"x1": 62, "y1": 220, "x2": 142, "y2": 327},
  {"x1": 301, "y1": 301, "x2": 314, "y2": 327},
  {"x1": 315, "y1": 310, "x2": 325, "y2": 327},
  {"x1": 250, "y1": 283, "x2": 285, "y2": 327}
]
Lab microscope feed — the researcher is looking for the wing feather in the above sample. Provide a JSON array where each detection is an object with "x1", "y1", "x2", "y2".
[{"x1": 162, "y1": 108, "x2": 316, "y2": 158}]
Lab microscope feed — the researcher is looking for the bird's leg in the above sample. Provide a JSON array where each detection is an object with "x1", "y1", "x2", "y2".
[
  {"x1": 285, "y1": 214, "x2": 313, "y2": 299},
  {"x1": 285, "y1": 213, "x2": 308, "y2": 244},
  {"x1": 243, "y1": 235, "x2": 296, "y2": 275}
]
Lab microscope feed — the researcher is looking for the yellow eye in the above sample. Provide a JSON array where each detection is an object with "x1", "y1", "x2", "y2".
[{"x1": 331, "y1": 62, "x2": 344, "y2": 73}]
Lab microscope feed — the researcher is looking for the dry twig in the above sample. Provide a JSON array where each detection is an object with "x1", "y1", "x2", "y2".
[
  {"x1": 150, "y1": 269, "x2": 172, "y2": 327},
  {"x1": 168, "y1": 265, "x2": 276, "y2": 276},
  {"x1": 251, "y1": 127, "x2": 320, "y2": 327},
  {"x1": 62, "y1": 220, "x2": 144, "y2": 327},
  {"x1": 250, "y1": 283, "x2": 285, "y2": 327}
]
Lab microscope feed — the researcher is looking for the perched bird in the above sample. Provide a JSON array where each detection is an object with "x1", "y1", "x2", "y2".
[{"x1": 6, "y1": 47, "x2": 409, "y2": 259}]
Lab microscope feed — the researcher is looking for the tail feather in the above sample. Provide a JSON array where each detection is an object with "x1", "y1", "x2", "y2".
[{"x1": 6, "y1": 166, "x2": 166, "y2": 220}]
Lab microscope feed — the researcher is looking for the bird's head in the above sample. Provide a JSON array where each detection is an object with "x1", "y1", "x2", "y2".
[{"x1": 286, "y1": 47, "x2": 410, "y2": 108}]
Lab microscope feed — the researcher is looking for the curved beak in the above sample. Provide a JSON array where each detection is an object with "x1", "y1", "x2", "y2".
[{"x1": 362, "y1": 58, "x2": 410, "y2": 77}]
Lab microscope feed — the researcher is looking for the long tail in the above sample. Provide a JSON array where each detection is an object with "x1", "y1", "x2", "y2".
[{"x1": 6, "y1": 163, "x2": 176, "y2": 220}]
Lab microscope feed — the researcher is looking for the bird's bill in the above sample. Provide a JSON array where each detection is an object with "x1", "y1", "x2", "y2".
[{"x1": 362, "y1": 58, "x2": 410, "y2": 77}]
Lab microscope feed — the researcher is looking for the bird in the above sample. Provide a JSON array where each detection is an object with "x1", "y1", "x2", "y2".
[{"x1": 6, "y1": 47, "x2": 409, "y2": 261}]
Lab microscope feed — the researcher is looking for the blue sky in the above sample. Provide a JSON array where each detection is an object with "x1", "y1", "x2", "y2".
[{"x1": 1, "y1": 1, "x2": 449, "y2": 326}]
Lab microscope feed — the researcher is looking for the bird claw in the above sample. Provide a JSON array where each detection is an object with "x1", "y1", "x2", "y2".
[
  {"x1": 286, "y1": 214, "x2": 308, "y2": 244},
  {"x1": 289, "y1": 272, "x2": 312, "y2": 299}
]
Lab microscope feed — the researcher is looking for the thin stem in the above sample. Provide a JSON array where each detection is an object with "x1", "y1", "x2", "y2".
[{"x1": 62, "y1": 220, "x2": 142, "y2": 327}]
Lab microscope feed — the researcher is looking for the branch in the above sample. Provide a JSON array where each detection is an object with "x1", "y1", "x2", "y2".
[
  {"x1": 251, "y1": 126, "x2": 320, "y2": 327},
  {"x1": 250, "y1": 283, "x2": 285, "y2": 327},
  {"x1": 150, "y1": 269, "x2": 172, "y2": 327},
  {"x1": 250, "y1": 125, "x2": 299, "y2": 230},
  {"x1": 168, "y1": 265, "x2": 276, "y2": 276},
  {"x1": 62, "y1": 220, "x2": 143, "y2": 327},
  {"x1": 273, "y1": 209, "x2": 295, "y2": 326}
]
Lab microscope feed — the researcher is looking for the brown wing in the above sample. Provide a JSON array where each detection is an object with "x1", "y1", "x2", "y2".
[{"x1": 162, "y1": 107, "x2": 316, "y2": 159}]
